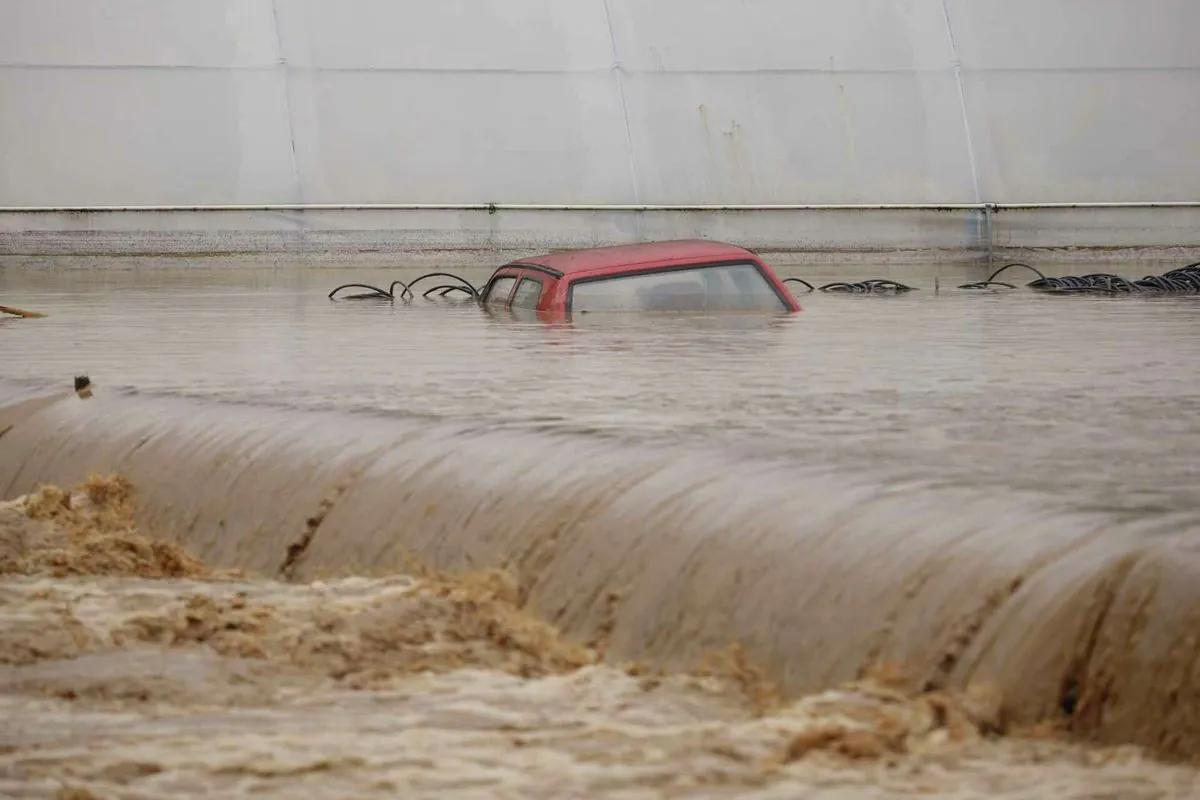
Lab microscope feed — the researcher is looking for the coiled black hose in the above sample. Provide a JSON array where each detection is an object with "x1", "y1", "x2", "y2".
[
  {"x1": 782, "y1": 277, "x2": 917, "y2": 294},
  {"x1": 959, "y1": 261, "x2": 1200, "y2": 294},
  {"x1": 819, "y1": 278, "x2": 917, "y2": 294},
  {"x1": 402, "y1": 272, "x2": 481, "y2": 301},
  {"x1": 326, "y1": 280, "x2": 407, "y2": 300},
  {"x1": 329, "y1": 273, "x2": 480, "y2": 302},
  {"x1": 422, "y1": 284, "x2": 478, "y2": 298},
  {"x1": 958, "y1": 262, "x2": 1047, "y2": 290}
]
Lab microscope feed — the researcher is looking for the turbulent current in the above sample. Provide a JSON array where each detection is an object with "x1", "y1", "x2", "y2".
[
  {"x1": 0, "y1": 471, "x2": 1195, "y2": 800},
  {"x1": 2, "y1": 263, "x2": 1200, "y2": 797}
]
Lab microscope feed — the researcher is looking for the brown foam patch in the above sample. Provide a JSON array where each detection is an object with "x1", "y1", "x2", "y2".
[
  {"x1": 111, "y1": 569, "x2": 599, "y2": 686},
  {"x1": 776, "y1": 671, "x2": 1008, "y2": 766},
  {"x1": 691, "y1": 642, "x2": 782, "y2": 716},
  {"x1": 0, "y1": 477, "x2": 599, "y2": 687},
  {"x1": 0, "y1": 474, "x2": 209, "y2": 580}
]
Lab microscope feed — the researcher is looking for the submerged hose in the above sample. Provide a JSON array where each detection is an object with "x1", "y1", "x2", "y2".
[
  {"x1": 959, "y1": 263, "x2": 1047, "y2": 290},
  {"x1": 327, "y1": 282, "x2": 401, "y2": 301},
  {"x1": 782, "y1": 277, "x2": 815, "y2": 293},
  {"x1": 329, "y1": 273, "x2": 480, "y2": 302},
  {"x1": 781, "y1": 277, "x2": 917, "y2": 294},
  {"x1": 400, "y1": 272, "x2": 481, "y2": 302},
  {"x1": 959, "y1": 261, "x2": 1200, "y2": 294},
  {"x1": 422, "y1": 285, "x2": 478, "y2": 298},
  {"x1": 817, "y1": 279, "x2": 917, "y2": 294}
]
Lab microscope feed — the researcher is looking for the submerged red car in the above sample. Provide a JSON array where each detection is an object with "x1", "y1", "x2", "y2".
[{"x1": 480, "y1": 240, "x2": 802, "y2": 315}]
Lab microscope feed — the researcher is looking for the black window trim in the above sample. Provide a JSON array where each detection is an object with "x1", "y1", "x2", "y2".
[
  {"x1": 565, "y1": 258, "x2": 792, "y2": 313},
  {"x1": 506, "y1": 262, "x2": 564, "y2": 279}
]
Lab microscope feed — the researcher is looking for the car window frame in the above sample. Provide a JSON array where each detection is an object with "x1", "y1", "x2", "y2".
[
  {"x1": 509, "y1": 275, "x2": 545, "y2": 310},
  {"x1": 482, "y1": 273, "x2": 519, "y2": 307},
  {"x1": 565, "y1": 259, "x2": 792, "y2": 313}
]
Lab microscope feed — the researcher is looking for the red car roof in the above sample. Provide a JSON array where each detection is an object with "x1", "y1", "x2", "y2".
[{"x1": 512, "y1": 239, "x2": 757, "y2": 276}]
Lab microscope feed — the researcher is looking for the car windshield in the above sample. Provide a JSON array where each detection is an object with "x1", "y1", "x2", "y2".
[{"x1": 568, "y1": 262, "x2": 788, "y2": 313}]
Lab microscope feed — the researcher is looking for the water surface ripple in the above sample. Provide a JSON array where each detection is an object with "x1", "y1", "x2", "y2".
[{"x1": 3, "y1": 264, "x2": 1198, "y2": 515}]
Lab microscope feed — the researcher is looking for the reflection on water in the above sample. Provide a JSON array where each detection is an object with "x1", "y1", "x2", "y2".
[{"x1": 2, "y1": 262, "x2": 1200, "y2": 514}]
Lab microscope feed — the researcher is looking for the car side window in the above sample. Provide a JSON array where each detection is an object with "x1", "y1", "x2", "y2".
[
  {"x1": 510, "y1": 277, "x2": 544, "y2": 310},
  {"x1": 568, "y1": 263, "x2": 786, "y2": 312},
  {"x1": 484, "y1": 276, "x2": 517, "y2": 306}
]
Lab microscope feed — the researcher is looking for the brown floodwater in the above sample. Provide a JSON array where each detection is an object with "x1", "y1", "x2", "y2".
[
  {"x1": 3, "y1": 261, "x2": 1199, "y2": 513},
  {"x1": 2, "y1": 259, "x2": 1200, "y2": 796},
  {"x1": 0, "y1": 474, "x2": 1197, "y2": 799}
]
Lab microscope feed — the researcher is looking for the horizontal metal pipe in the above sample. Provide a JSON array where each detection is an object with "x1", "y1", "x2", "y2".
[
  {"x1": 986, "y1": 202, "x2": 1200, "y2": 210},
  {"x1": 4, "y1": 203, "x2": 978, "y2": 212},
  {"x1": 2, "y1": 202, "x2": 1200, "y2": 213}
]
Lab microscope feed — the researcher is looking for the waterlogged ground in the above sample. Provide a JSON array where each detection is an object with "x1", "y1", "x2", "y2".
[{"x1": 1, "y1": 477, "x2": 1198, "y2": 799}]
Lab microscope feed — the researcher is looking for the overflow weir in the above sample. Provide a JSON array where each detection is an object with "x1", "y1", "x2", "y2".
[{"x1": 2, "y1": 382, "x2": 1200, "y2": 762}]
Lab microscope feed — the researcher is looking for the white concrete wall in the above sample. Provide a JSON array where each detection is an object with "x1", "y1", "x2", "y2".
[{"x1": 2, "y1": 0, "x2": 1198, "y2": 207}]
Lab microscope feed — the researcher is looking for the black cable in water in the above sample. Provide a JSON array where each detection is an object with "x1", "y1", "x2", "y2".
[
  {"x1": 958, "y1": 262, "x2": 1047, "y2": 290},
  {"x1": 329, "y1": 273, "x2": 479, "y2": 302},
  {"x1": 1027, "y1": 263, "x2": 1200, "y2": 294},
  {"x1": 959, "y1": 261, "x2": 1200, "y2": 294},
  {"x1": 422, "y1": 284, "x2": 478, "y2": 298},
  {"x1": 399, "y1": 272, "x2": 481, "y2": 301},
  {"x1": 782, "y1": 277, "x2": 815, "y2": 293},
  {"x1": 782, "y1": 276, "x2": 918, "y2": 294},
  {"x1": 327, "y1": 282, "x2": 397, "y2": 300},
  {"x1": 817, "y1": 279, "x2": 917, "y2": 294}
]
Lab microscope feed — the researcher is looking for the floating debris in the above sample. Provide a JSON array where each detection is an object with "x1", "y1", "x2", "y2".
[{"x1": 0, "y1": 304, "x2": 47, "y2": 319}]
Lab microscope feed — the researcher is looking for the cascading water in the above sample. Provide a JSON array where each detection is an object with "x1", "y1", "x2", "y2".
[{"x1": 3, "y1": 382, "x2": 1200, "y2": 762}]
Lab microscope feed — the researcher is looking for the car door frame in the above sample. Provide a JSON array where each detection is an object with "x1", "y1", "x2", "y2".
[{"x1": 481, "y1": 264, "x2": 559, "y2": 311}]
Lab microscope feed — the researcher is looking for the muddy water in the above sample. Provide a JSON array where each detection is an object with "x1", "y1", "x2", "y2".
[
  {"x1": 3, "y1": 261, "x2": 1200, "y2": 795},
  {"x1": 3, "y1": 263, "x2": 1200, "y2": 513},
  {"x1": 1, "y1": 477, "x2": 1197, "y2": 799}
]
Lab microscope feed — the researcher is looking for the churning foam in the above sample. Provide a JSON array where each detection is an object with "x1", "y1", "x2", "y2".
[
  {"x1": 2, "y1": 475, "x2": 1198, "y2": 798},
  {"x1": 2, "y1": 382, "x2": 1200, "y2": 764}
]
